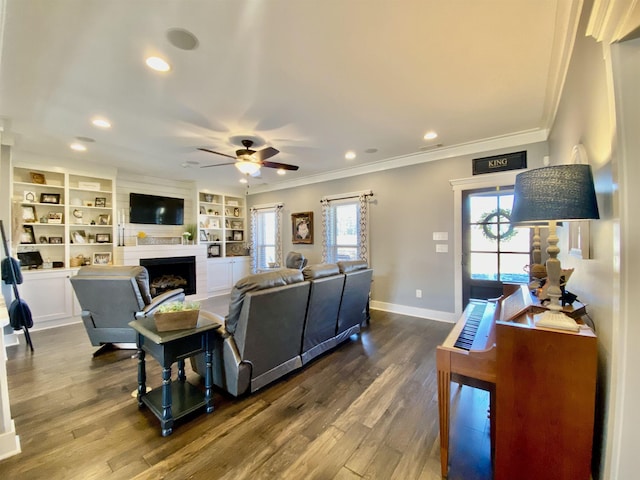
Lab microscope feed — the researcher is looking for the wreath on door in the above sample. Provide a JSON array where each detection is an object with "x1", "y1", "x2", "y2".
[{"x1": 478, "y1": 208, "x2": 516, "y2": 241}]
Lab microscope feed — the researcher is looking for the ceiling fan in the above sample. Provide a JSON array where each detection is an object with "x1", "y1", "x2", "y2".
[{"x1": 199, "y1": 140, "x2": 299, "y2": 175}]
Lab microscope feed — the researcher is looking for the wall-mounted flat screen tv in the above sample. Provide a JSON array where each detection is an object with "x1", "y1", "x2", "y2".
[{"x1": 129, "y1": 193, "x2": 184, "y2": 225}]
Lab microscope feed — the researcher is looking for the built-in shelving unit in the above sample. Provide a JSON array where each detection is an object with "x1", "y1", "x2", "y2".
[
  {"x1": 197, "y1": 191, "x2": 247, "y2": 258},
  {"x1": 12, "y1": 166, "x2": 115, "y2": 268}
]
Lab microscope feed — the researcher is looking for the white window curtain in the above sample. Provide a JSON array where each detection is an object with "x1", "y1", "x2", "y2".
[
  {"x1": 250, "y1": 204, "x2": 283, "y2": 273},
  {"x1": 321, "y1": 190, "x2": 373, "y2": 264}
]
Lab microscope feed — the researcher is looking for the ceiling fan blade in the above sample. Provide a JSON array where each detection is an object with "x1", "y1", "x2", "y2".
[
  {"x1": 262, "y1": 160, "x2": 299, "y2": 171},
  {"x1": 200, "y1": 162, "x2": 236, "y2": 169},
  {"x1": 198, "y1": 147, "x2": 237, "y2": 160},
  {"x1": 254, "y1": 146, "x2": 280, "y2": 161}
]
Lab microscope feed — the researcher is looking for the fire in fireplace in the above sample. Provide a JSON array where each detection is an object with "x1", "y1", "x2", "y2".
[{"x1": 139, "y1": 256, "x2": 196, "y2": 296}]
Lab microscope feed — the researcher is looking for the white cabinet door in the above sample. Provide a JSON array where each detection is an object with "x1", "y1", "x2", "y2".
[
  {"x1": 19, "y1": 270, "x2": 73, "y2": 329},
  {"x1": 207, "y1": 259, "x2": 233, "y2": 294},
  {"x1": 231, "y1": 257, "x2": 250, "y2": 283}
]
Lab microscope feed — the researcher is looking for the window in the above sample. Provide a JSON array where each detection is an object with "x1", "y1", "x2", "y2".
[
  {"x1": 250, "y1": 205, "x2": 282, "y2": 272},
  {"x1": 467, "y1": 190, "x2": 529, "y2": 283},
  {"x1": 322, "y1": 192, "x2": 372, "y2": 264}
]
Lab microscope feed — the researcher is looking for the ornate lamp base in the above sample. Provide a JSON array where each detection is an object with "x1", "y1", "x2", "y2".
[{"x1": 535, "y1": 309, "x2": 580, "y2": 332}]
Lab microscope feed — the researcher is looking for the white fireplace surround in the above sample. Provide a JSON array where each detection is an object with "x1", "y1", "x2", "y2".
[{"x1": 114, "y1": 245, "x2": 207, "y2": 299}]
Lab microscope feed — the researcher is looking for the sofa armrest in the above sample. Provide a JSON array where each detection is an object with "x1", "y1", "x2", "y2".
[{"x1": 138, "y1": 288, "x2": 185, "y2": 317}]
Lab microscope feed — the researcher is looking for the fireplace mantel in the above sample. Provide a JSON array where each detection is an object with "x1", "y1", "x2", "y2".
[{"x1": 114, "y1": 245, "x2": 207, "y2": 299}]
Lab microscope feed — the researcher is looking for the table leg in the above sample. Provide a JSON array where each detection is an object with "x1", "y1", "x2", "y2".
[
  {"x1": 437, "y1": 364, "x2": 451, "y2": 477},
  {"x1": 205, "y1": 346, "x2": 214, "y2": 413},
  {"x1": 177, "y1": 359, "x2": 186, "y2": 382},
  {"x1": 161, "y1": 366, "x2": 173, "y2": 436},
  {"x1": 136, "y1": 343, "x2": 146, "y2": 408}
]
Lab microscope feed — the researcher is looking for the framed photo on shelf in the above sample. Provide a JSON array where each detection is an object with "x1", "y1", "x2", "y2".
[
  {"x1": 95, "y1": 233, "x2": 111, "y2": 243},
  {"x1": 199, "y1": 230, "x2": 208, "y2": 242},
  {"x1": 39, "y1": 236, "x2": 48, "y2": 244},
  {"x1": 92, "y1": 252, "x2": 112, "y2": 265},
  {"x1": 29, "y1": 172, "x2": 46, "y2": 184},
  {"x1": 97, "y1": 214, "x2": 111, "y2": 225},
  {"x1": 292, "y1": 211, "x2": 313, "y2": 244},
  {"x1": 207, "y1": 244, "x2": 221, "y2": 258},
  {"x1": 94, "y1": 197, "x2": 107, "y2": 207},
  {"x1": 20, "y1": 225, "x2": 35, "y2": 244},
  {"x1": 233, "y1": 230, "x2": 243, "y2": 241},
  {"x1": 22, "y1": 205, "x2": 37, "y2": 222},
  {"x1": 71, "y1": 230, "x2": 86, "y2": 244},
  {"x1": 48, "y1": 236, "x2": 63, "y2": 244},
  {"x1": 40, "y1": 193, "x2": 60, "y2": 204},
  {"x1": 230, "y1": 220, "x2": 243, "y2": 229},
  {"x1": 200, "y1": 206, "x2": 206, "y2": 214}
]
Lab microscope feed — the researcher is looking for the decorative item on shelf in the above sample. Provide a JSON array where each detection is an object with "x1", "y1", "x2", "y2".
[
  {"x1": 48, "y1": 237, "x2": 63, "y2": 244},
  {"x1": 39, "y1": 215, "x2": 48, "y2": 224},
  {"x1": 207, "y1": 244, "x2": 220, "y2": 258},
  {"x1": 23, "y1": 191, "x2": 36, "y2": 202},
  {"x1": 22, "y1": 205, "x2": 36, "y2": 222},
  {"x1": 204, "y1": 194, "x2": 213, "y2": 203},
  {"x1": 153, "y1": 301, "x2": 200, "y2": 332},
  {"x1": 39, "y1": 236, "x2": 48, "y2": 244},
  {"x1": 88, "y1": 234, "x2": 96, "y2": 244},
  {"x1": 511, "y1": 164, "x2": 600, "y2": 332},
  {"x1": 73, "y1": 208, "x2": 83, "y2": 224},
  {"x1": 70, "y1": 255, "x2": 85, "y2": 267},
  {"x1": 83, "y1": 200, "x2": 94, "y2": 207},
  {"x1": 199, "y1": 230, "x2": 207, "y2": 242},
  {"x1": 117, "y1": 209, "x2": 126, "y2": 246},
  {"x1": 182, "y1": 231, "x2": 191, "y2": 245},
  {"x1": 94, "y1": 197, "x2": 106, "y2": 207},
  {"x1": 92, "y1": 252, "x2": 112, "y2": 265},
  {"x1": 40, "y1": 193, "x2": 60, "y2": 204},
  {"x1": 47, "y1": 212, "x2": 63, "y2": 224},
  {"x1": 199, "y1": 206, "x2": 206, "y2": 214},
  {"x1": 97, "y1": 214, "x2": 110, "y2": 225},
  {"x1": 71, "y1": 230, "x2": 87, "y2": 244},
  {"x1": 95, "y1": 233, "x2": 111, "y2": 243},
  {"x1": 233, "y1": 207, "x2": 240, "y2": 217},
  {"x1": 29, "y1": 172, "x2": 46, "y2": 184},
  {"x1": 78, "y1": 181, "x2": 100, "y2": 190},
  {"x1": 20, "y1": 225, "x2": 35, "y2": 244}
]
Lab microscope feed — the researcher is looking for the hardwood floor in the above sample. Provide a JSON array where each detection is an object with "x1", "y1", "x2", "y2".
[{"x1": 0, "y1": 309, "x2": 492, "y2": 480}]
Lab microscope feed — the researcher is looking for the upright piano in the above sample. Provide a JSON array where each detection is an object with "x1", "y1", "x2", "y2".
[{"x1": 436, "y1": 285, "x2": 597, "y2": 480}]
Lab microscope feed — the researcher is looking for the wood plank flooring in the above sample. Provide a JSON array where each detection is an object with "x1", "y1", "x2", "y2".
[{"x1": 0, "y1": 309, "x2": 492, "y2": 480}]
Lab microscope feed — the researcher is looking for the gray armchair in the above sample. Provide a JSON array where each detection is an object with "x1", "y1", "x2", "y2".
[
  {"x1": 70, "y1": 265, "x2": 185, "y2": 355},
  {"x1": 285, "y1": 251, "x2": 308, "y2": 270}
]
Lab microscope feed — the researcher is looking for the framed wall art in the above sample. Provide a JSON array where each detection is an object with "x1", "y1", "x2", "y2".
[{"x1": 292, "y1": 212, "x2": 313, "y2": 244}]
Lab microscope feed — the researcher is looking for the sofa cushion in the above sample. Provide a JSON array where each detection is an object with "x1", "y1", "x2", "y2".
[
  {"x1": 302, "y1": 263, "x2": 340, "y2": 280},
  {"x1": 76, "y1": 265, "x2": 152, "y2": 304},
  {"x1": 225, "y1": 268, "x2": 304, "y2": 334},
  {"x1": 337, "y1": 260, "x2": 368, "y2": 274}
]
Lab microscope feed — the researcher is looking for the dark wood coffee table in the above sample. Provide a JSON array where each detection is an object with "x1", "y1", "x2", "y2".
[{"x1": 129, "y1": 313, "x2": 221, "y2": 436}]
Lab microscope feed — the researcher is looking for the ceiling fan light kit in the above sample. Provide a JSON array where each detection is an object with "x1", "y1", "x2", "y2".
[
  {"x1": 199, "y1": 139, "x2": 299, "y2": 173},
  {"x1": 235, "y1": 161, "x2": 260, "y2": 175}
]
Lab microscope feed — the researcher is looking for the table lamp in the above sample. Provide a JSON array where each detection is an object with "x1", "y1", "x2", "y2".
[{"x1": 510, "y1": 164, "x2": 600, "y2": 331}]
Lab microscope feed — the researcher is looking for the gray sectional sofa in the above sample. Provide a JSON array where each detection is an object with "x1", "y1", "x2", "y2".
[{"x1": 191, "y1": 260, "x2": 373, "y2": 396}]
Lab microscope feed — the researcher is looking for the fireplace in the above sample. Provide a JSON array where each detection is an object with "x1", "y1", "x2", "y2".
[{"x1": 140, "y1": 256, "x2": 196, "y2": 296}]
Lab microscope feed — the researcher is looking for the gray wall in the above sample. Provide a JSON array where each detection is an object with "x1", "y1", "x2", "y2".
[{"x1": 247, "y1": 142, "x2": 547, "y2": 317}]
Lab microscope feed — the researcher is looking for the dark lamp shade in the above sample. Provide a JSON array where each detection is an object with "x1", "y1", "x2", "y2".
[{"x1": 510, "y1": 164, "x2": 600, "y2": 223}]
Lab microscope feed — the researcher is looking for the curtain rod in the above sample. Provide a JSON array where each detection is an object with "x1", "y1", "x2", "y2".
[
  {"x1": 250, "y1": 202, "x2": 283, "y2": 211},
  {"x1": 320, "y1": 190, "x2": 374, "y2": 203}
]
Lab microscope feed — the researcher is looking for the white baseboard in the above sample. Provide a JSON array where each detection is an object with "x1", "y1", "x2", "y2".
[
  {"x1": 370, "y1": 301, "x2": 457, "y2": 323},
  {"x1": 0, "y1": 423, "x2": 21, "y2": 461}
]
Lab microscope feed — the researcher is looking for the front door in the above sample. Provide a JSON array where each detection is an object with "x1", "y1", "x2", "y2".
[{"x1": 462, "y1": 187, "x2": 530, "y2": 306}]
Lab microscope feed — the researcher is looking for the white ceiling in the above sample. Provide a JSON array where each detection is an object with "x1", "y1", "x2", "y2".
[{"x1": 0, "y1": 0, "x2": 581, "y2": 192}]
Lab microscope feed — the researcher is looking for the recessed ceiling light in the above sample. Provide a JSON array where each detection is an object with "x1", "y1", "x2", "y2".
[
  {"x1": 277, "y1": 169, "x2": 286, "y2": 175},
  {"x1": 92, "y1": 118, "x2": 111, "y2": 129},
  {"x1": 424, "y1": 131, "x2": 438, "y2": 140},
  {"x1": 239, "y1": 178, "x2": 248, "y2": 184},
  {"x1": 70, "y1": 142, "x2": 87, "y2": 152},
  {"x1": 145, "y1": 56, "x2": 170, "y2": 72},
  {"x1": 345, "y1": 151, "x2": 356, "y2": 160}
]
